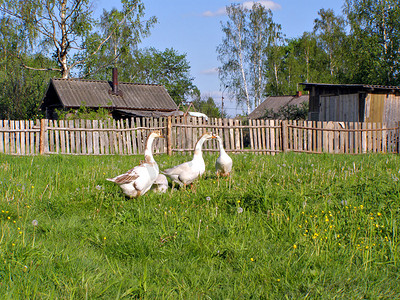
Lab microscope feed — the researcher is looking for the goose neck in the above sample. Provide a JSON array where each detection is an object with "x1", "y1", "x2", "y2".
[
  {"x1": 218, "y1": 138, "x2": 227, "y2": 154},
  {"x1": 144, "y1": 135, "x2": 156, "y2": 163}
]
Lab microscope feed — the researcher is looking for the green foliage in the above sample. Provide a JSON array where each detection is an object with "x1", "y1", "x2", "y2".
[
  {"x1": 263, "y1": 102, "x2": 309, "y2": 120},
  {"x1": 80, "y1": 3, "x2": 157, "y2": 78},
  {"x1": 0, "y1": 153, "x2": 400, "y2": 298},
  {"x1": 192, "y1": 96, "x2": 223, "y2": 118},
  {"x1": 0, "y1": 54, "x2": 56, "y2": 120},
  {"x1": 313, "y1": 9, "x2": 347, "y2": 81},
  {"x1": 343, "y1": 0, "x2": 400, "y2": 85},
  {"x1": 55, "y1": 103, "x2": 111, "y2": 121}
]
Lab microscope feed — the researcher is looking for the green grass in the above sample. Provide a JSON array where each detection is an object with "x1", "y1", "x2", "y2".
[{"x1": 1, "y1": 152, "x2": 400, "y2": 299}]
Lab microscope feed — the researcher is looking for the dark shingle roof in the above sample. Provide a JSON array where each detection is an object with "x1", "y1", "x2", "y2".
[
  {"x1": 301, "y1": 83, "x2": 400, "y2": 92},
  {"x1": 248, "y1": 95, "x2": 309, "y2": 119},
  {"x1": 43, "y1": 78, "x2": 178, "y2": 111}
]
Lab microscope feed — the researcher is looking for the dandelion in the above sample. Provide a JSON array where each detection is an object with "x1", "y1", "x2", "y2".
[
  {"x1": 237, "y1": 207, "x2": 243, "y2": 214},
  {"x1": 377, "y1": 212, "x2": 382, "y2": 217},
  {"x1": 206, "y1": 196, "x2": 211, "y2": 201},
  {"x1": 250, "y1": 257, "x2": 254, "y2": 262},
  {"x1": 277, "y1": 279, "x2": 281, "y2": 282},
  {"x1": 293, "y1": 244, "x2": 297, "y2": 249},
  {"x1": 104, "y1": 237, "x2": 106, "y2": 240}
]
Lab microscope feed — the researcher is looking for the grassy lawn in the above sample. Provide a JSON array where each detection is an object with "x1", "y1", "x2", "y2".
[{"x1": 0, "y1": 152, "x2": 399, "y2": 299}]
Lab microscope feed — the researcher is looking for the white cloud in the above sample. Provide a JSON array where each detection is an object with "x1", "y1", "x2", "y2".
[
  {"x1": 202, "y1": 1, "x2": 281, "y2": 17},
  {"x1": 243, "y1": 1, "x2": 282, "y2": 10},
  {"x1": 202, "y1": 7, "x2": 226, "y2": 17},
  {"x1": 200, "y1": 67, "x2": 219, "y2": 75}
]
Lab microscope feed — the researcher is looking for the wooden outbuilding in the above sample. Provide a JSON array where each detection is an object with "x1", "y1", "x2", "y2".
[
  {"x1": 40, "y1": 69, "x2": 179, "y2": 119},
  {"x1": 301, "y1": 83, "x2": 400, "y2": 125}
]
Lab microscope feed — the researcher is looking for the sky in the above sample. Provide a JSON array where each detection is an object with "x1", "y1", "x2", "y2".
[{"x1": 97, "y1": 0, "x2": 345, "y2": 116}]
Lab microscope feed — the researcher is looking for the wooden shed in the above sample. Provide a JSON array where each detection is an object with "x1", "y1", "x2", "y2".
[{"x1": 301, "y1": 83, "x2": 400, "y2": 125}]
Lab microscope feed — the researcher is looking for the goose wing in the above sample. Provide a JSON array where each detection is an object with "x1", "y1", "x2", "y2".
[
  {"x1": 107, "y1": 168, "x2": 139, "y2": 184},
  {"x1": 163, "y1": 161, "x2": 193, "y2": 176}
]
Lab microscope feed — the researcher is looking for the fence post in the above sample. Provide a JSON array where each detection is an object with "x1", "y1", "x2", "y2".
[
  {"x1": 281, "y1": 120, "x2": 288, "y2": 153},
  {"x1": 167, "y1": 116, "x2": 172, "y2": 156},
  {"x1": 397, "y1": 121, "x2": 400, "y2": 154},
  {"x1": 39, "y1": 119, "x2": 46, "y2": 155}
]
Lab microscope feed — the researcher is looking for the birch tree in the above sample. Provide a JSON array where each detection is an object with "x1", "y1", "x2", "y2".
[
  {"x1": 0, "y1": 0, "x2": 155, "y2": 79},
  {"x1": 217, "y1": 4, "x2": 251, "y2": 114},
  {"x1": 313, "y1": 9, "x2": 346, "y2": 80},
  {"x1": 247, "y1": 4, "x2": 274, "y2": 107},
  {"x1": 217, "y1": 3, "x2": 282, "y2": 114}
]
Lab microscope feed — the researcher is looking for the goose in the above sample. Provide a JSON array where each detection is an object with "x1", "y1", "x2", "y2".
[
  {"x1": 107, "y1": 130, "x2": 163, "y2": 198},
  {"x1": 215, "y1": 135, "x2": 233, "y2": 177},
  {"x1": 151, "y1": 174, "x2": 168, "y2": 193},
  {"x1": 162, "y1": 132, "x2": 216, "y2": 187}
]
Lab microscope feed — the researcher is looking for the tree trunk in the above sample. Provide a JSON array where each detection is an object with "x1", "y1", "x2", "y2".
[{"x1": 60, "y1": 0, "x2": 69, "y2": 78}]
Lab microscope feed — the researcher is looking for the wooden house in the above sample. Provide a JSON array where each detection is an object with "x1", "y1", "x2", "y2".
[
  {"x1": 248, "y1": 92, "x2": 309, "y2": 119},
  {"x1": 301, "y1": 83, "x2": 400, "y2": 125},
  {"x1": 40, "y1": 69, "x2": 179, "y2": 119}
]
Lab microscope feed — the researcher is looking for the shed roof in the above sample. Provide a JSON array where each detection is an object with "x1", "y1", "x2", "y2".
[
  {"x1": 41, "y1": 78, "x2": 178, "y2": 111},
  {"x1": 248, "y1": 94, "x2": 309, "y2": 119},
  {"x1": 301, "y1": 83, "x2": 400, "y2": 92}
]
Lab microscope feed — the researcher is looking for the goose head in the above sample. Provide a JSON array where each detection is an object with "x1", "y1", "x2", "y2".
[{"x1": 149, "y1": 130, "x2": 164, "y2": 139}]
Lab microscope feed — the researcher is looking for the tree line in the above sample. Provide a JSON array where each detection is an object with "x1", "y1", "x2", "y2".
[
  {"x1": 1, "y1": 0, "x2": 399, "y2": 119},
  {"x1": 218, "y1": 1, "x2": 400, "y2": 114}
]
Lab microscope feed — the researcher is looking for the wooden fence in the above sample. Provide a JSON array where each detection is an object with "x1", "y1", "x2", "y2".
[{"x1": 0, "y1": 117, "x2": 398, "y2": 155}]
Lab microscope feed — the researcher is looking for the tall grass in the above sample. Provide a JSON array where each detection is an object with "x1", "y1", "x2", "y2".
[{"x1": 0, "y1": 152, "x2": 399, "y2": 298}]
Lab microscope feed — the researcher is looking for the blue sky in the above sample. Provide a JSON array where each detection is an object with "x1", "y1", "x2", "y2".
[{"x1": 97, "y1": 0, "x2": 345, "y2": 116}]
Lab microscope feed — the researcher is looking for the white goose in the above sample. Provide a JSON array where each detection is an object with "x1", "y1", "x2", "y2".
[
  {"x1": 215, "y1": 135, "x2": 233, "y2": 177},
  {"x1": 107, "y1": 130, "x2": 163, "y2": 198},
  {"x1": 151, "y1": 174, "x2": 168, "y2": 193},
  {"x1": 162, "y1": 132, "x2": 216, "y2": 187}
]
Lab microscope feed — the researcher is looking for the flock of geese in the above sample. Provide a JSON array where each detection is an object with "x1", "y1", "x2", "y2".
[{"x1": 107, "y1": 131, "x2": 233, "y2": 198}]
